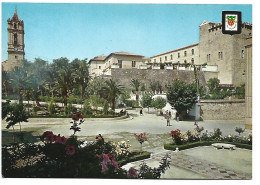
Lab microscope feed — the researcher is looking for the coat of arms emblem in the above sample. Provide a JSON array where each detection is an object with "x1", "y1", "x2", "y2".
[{"x1": 222, "y1": 11, "x2": 241, "y2": 35}]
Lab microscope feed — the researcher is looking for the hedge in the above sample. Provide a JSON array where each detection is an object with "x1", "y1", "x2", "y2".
[
  {"x1": 117, "y1": 151, "x2": 151, "y2": 167},
  {"x1": 164, "y1": 141, "x2": 252, "y2": 151}
]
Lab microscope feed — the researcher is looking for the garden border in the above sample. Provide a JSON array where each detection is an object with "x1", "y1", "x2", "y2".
[
  {"x1": 117, "y1": 151, "x2": 151, "y2": 167},
  {"x1": 164, "y1": 141, "x2": 252, "y2": 151}
]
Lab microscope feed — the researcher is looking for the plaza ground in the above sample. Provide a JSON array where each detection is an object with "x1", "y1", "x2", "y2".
[{"x1": 1, "y1": 108, "x2": 252, "y2": 179}]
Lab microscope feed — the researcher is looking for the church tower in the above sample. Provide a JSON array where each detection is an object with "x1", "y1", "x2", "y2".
[{"x1": 3, "y1": 9, "x2": 25, "y2": 71}]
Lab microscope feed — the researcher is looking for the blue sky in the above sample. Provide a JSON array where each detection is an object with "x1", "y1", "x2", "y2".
[{"x1": 1, "y1": 3, "x2": 252, "y2": 63}]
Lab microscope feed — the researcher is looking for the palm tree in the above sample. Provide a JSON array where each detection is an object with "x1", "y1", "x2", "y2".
[
  {"x1": 131, "y1": 79, "x2": 140, "y2": 102},
  {"x1": 54, "y1": 58, "x2": 76, "y2": 108},
  {"x1": 29, "y1": 58, "x2": 48, "y2": 106},
  {"x1": 99, "y1": 79, "x2": 124, "y2": 111},
  {"x1": 10, "y1": 66, "x2": 30, "y2": 105},
  {"x1": 71, "y1": 58, "x2": 89, "y2": 100}
]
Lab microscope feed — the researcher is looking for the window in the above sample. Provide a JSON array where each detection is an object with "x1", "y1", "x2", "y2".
[
  {"x1": 241, "y1": 49, "x2": 245, "y2": 58},
  {"x1": 218, "y1": 52, "x2": 223, "y2": 60},
  {"x1": 132, "y1": 61, "x2": 136, "y2": 68},
  {"x1": 99, "y1": 66, "x2": 101, "y2": 69},
  {"x1": 170, "y1": 54, "x2": 173, "y2": 60},
  {"x1": 191, "y1": 58, "x2": 194, "y2": 65},
  {"x1": 184, "y1": 51, "x2": 187, "y2": 57},
  {"x1": 160, "y1": 57, "x2": 162, "y2": 62},
  {"x1": 118, "y1": 60, "x2": 122, "y2": 68},
  {"x1": 191, "y1": 49, "x2": 194, "y2": 55},
  {"x1": 184, "y1": 59, "x2": 187, "y2": 64},
  {"x1": 15, "y1": 56, "x2": 18, "y2": 59},
  {"x1": 154, "y1": 59, "x2": 156, "y2": 63},
  {"x1": 165, "y1": 56, "x2": 167, "y2": 61},
  {"x1": 207, "y1": 54, "x2": 211, "y2": 62},
  {"x1": 14, "y1": 34, "x2": 18, "y2": 45},
  {"x1": 14, "y1": 23, "x2": 17, "y2": 29},
  {"x1": 178, "y1": 53, "x2": 180, "y2": 58}
]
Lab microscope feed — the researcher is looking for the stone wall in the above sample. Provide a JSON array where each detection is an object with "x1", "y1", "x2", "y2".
[
  {"x1": 110, "y1": 68, "x2": 206, "y2": 91},
  {"x1": 200, "y1": 99, "x2": 245, "y2": 120}
]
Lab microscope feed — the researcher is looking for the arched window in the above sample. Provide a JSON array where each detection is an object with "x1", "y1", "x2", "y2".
[
  {"x1": 14, "y1": 23, "x2": 17, "y2": 29},
  {"x1": 184, "y1": 51, "x2": 187, "y2": 57},
  {"x1": 191, "y1": 49, "x2": 194, "y2": 55},
  {"x1": 14, "y1": 34, "x2": 18, "y2": 45},
  {"x1": 191, "y1": 58, "x2": 194, "y2": 65},
  {"x1": 170, "y1": 54, "x2": 173, "y2": 60}
]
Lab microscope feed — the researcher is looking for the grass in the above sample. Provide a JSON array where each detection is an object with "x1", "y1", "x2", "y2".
[{"x1": 164, "y1": 141, "x2": 252, "y2": 151}]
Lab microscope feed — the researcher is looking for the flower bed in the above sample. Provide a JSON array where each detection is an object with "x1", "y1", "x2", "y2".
[{"x1": 164, "y1": 141, "x2": 252, "y2": 151}]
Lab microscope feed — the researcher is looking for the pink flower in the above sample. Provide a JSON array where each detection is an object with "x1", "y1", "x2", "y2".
[
  {"x1": 101, "y1": 161, "x2": 108, "y2": 172},
  {"x1": 102, "y1": 154, "x2": 111, "y2": 164},
  {"x1": 45, "y1": 134, "x2": 55, "y2": 143},
  {"x1": 65, "y1": 145, "x2": 75, "y2": 155},
  {"x1": 128, "y1": 167, "x2": 137, "y2": 178},
  {"x1": 60, "y1": 136, "x2": 67, "y2": 144},
  {"x1": 112, "y1": 158, "x2": 119, "y2": 169}
]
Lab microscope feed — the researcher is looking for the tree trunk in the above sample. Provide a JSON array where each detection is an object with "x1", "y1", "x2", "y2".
[
  {"x1": 19, "y1": 90, "x2": 23, "y2": 105},
  {"x1": 136, "y1": 89, "x2": 139, "y2": 102},
  {"x1": 80, "y1": 83, "x2": 84, "y2": 100},
  {"x1": 12, "y1": 125, "x2": 15, "y2": 143},
  {"x1": 28, "y1": 100, "x2": 30, "y2": 113},
  {"x1": 111, "y1": 98, "x2": 115, "y2": 111},
  {"x1": 64, "y1": 90, "x2": 68, "y2": 108},
  {"x1": 34, "y1": 91, "x2": 41, "y2": 107}
]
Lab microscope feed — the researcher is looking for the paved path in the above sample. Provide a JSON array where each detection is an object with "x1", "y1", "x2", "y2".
[{"x1": 123, "y1": 148, "x2": 252, "y2": 179}]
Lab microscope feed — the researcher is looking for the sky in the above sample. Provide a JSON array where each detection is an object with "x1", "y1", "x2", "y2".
[{"x1": 1, "y1": 3, "x2": 252, "y2": 63}]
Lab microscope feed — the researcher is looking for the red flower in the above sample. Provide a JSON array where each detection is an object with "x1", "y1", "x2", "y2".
[{"x1": 65, "y1": 145, "x2": 75, "y2": 155}]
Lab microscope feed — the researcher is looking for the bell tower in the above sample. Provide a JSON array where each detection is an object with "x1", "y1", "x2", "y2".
[{"x1": 4, "y1": 9, "x2": 25, "y2": 70}]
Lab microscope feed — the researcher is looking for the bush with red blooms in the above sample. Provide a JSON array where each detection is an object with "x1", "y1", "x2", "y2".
[
  {"x1": 170, "y1": 129, "x2": 182, "y2": 145},
  {"x1": 134, "y1": 133, "x2": 148, "y2": 152},
  {"x1": 70, "y1": 112, "x2": 84, "y2": 135}
]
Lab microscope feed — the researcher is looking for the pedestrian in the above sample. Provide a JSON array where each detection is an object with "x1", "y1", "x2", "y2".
[
  {"x1": 140, "y1": 108, "x2": 143, "y2": 116},
  {"x1": 169, "y1": 111, "x2": 172, "y2": 119},
  {"x1": 166, "y1": 115, "x2": 171, "y2": 126}
]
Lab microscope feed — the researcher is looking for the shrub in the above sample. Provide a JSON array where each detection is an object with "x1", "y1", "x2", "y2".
[
  {"x1": 170, "y1": 129, "x2": 182, "y2": 145},
  {"x1": 82, "y1": 99, "x2": 92, "y2": 115},
  {"x1": 235, "y1": 127, "x2": 245, "y2": 136},
  {"x1": 152, "y1": 97, "x2": 166, "y2": 110}
]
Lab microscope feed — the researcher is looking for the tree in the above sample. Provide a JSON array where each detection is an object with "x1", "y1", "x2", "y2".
[
  {"x1": 234, "y1": 84, "x2": 245, "y2": 99},
  {"x1": 141, "y1": 93, "x2": 153, "y2": 113},
  {"x1": 54, "y1": 58, "x2": 76, "y2": 109},
  {"x1": 149, "y1": 81, "x2": 157, "y2": 93},
  {"x1": 99, "y1": 79, "x2": 124, "y2": 111},
  {"x1": 152, "y1": 97, "x2": 166, "y2": 110},
  {"x1": 141, "y1": 84, "x2": 146, "y2": 92},
  {"x1": 29, "y1": 58, "x2": 48, "y2": 106},
  {"x1": 10, "y1": 64, "x2": 30, "y2": 105},
  {"x1": 71, "y1": 58, "x2": 89, "y2": 101},
  {"x1": 207, "y1": 78, "x2": 220, "y2": 94},
  {"x1": 131, "y1": 79, "x2": 140, "y2": 102},
  {"x1": 167, "y1": 80, "x2": 197, "y2": 120},
  {"x1": 2, "y1": 69, "x2": 11, "y2": 97},
  {"x1": 4, "y1": 103, "x2": 29, "y2": 143}
]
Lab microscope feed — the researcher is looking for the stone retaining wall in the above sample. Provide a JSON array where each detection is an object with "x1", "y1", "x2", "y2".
[
  {"x1": 200, "y1": 99, "x2": 245, "y2": 120},
  {"x1": 111, "y1": 69, "x2": 206, "y2": 91}
]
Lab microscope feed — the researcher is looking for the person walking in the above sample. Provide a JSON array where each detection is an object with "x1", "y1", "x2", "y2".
[
  {"x1": 140, "y1": 108, "x2": 143, "y2": 116},
  {"x1": 166, "y1": 115, "x2": 171, "y2": 126}
]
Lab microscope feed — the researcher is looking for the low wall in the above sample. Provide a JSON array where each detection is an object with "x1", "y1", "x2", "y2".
[{"x1": 200, "y1": 99, "x2": 245, "y2": 120}]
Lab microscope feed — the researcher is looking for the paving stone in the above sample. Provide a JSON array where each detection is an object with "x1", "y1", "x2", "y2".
[
  {"x1": 210, "y1": 166, "x2": 217, "y2": 170},
  {"x1": 226, "y1": 171, "x2": 237, "y2": 176},
  {"x1": 218, "y1": 169, "x2": 227, "y2": 173}
]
